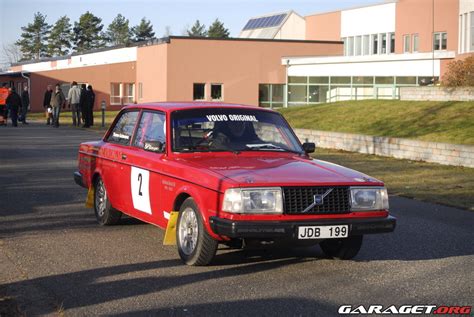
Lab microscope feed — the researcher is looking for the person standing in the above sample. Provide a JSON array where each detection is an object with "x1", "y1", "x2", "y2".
[
  {"x1": 43, "y1": 85, "x2": 53, "y2": 125},
  {"x1": 50, "y1": 84, "x2": 65, "y2": 128},
  {"x1": 88, "y1": 85, "x2": 95, "y2": 126},
  {"x1": 79, "y1": 84, "x2": 87, "y2": 126},
  {"x1": 83, "y1": 85, "x2": 95, "y2": 127},
  {"x1": 5, "y1": 87, "x2": 22, "y2": 127},
  {"x1": 0, "y1": 83, "x2": 8, "y2": 126},
  {"x1": 67, "y1": 81, "x2": 81, "y2": 126},
  {"x1": 20, "y1": 85, "x2": 30, "y2": 124}
]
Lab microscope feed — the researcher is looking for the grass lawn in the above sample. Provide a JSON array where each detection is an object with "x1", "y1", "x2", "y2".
[
  {"x1": 28, "y1": 110, "x2": 119, "y2": 130},
  {"x1": 279, "y1": 100, "x2": 474, "y2": 145},
  {"x1": 314, "y1": 148, "x2": 474, "y2": 211}
]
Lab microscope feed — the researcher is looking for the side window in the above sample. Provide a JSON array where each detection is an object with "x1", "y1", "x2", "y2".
[
  {"x1": 133, "y1": 111, "x2": 166, "y2": 149},
  {"x1": 107, "y1": 111, "x2": 139, "y2": 145}
]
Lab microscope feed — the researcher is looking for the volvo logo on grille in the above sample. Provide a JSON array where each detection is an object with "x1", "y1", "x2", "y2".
[{"x1": 301, "y1": 188, "x2": 333, "y2": 213}]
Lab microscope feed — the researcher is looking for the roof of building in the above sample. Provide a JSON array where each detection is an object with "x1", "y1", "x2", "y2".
[{"x1": 239, "y1": 11, "x2": 303, "y2": 39}]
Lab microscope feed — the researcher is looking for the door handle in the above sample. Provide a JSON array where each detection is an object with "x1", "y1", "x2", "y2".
[{"x1": 121, "y1": 153, "x2": 127, "y2": 160}]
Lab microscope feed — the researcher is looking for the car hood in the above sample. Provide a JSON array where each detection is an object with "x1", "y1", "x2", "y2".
[{"x1": 178, "y1": 153, "x2": 383, "y2": 187}]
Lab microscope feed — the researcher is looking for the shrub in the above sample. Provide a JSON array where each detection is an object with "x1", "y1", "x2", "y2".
[{"x1": 442, "y1": 55, "x2": 474, "y2": 87}]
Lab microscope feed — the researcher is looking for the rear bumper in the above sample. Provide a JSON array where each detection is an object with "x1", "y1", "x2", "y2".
[
  {"x1": 210, "y1": 215, "x2": 396, "y2": 239},
  {"x1": 74, "y1": 171, "x2": 87, "y2": 188}
]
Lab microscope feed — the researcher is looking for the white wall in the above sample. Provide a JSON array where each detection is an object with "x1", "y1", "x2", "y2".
[
  {"x1": 275, "y1": 12, "x2": 306, "y2": 40},
  {"x1": 341, "y1": 2, "x2": 396, "y2": 37},
  {"x1": 288, "y1": 59, "x2": 440, "y2": 77},
  {"x1": 20, "y1": 47, "x2": 137, "y2": 72}
]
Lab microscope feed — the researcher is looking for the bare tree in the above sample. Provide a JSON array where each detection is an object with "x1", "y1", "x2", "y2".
[
  {"x1": 0, "y1": 43, "x2": 23, "y2": 69},
  {"x1": 163, "y1": 25, "x2": 172, "y2": 37}
]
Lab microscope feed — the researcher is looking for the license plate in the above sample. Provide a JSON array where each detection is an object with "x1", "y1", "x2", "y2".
[{"x1": 298, "y1": 225, "x2": 349, "y2": 239}]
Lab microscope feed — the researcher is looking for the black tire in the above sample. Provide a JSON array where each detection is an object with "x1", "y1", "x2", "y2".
[
  {"x1": 93, "y1": 176, "x2": 122, "y2": 226},
  {"x1": 320, "y1": 235, "x2": 363, "y2": 260},
  {"x1": 176, "y1": 198, "x2": 218, "y2": 266}
]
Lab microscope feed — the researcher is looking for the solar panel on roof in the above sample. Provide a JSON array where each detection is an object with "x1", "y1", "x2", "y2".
[{"x1": 242, "y1": 13, "x2": 287, "y2": 30}]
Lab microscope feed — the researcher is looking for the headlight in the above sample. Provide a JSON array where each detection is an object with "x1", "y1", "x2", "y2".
[
  {"x1": 350, "y1": 187, "x2": 389, "y2": 211},
  {"x1": 222, "y1": 187, "x2": 283, "y2": 214}
]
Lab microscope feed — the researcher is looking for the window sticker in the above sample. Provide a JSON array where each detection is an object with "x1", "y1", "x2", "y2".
[
  {"x1": 113, "y1": 132, "x2": 130, "y2": 140},
  {"x1": 205, "y1": 114, "x2": 258, "y2": 122},
  {"x1": 131, "y1": 166, "x2": 152, "y2": 214}
]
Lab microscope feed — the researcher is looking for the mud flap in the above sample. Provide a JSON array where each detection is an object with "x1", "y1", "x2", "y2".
[
  {"x1": 85, "y1": 187, "x2": 94, "y2": 208},
  {"x1": 163, "y1": 212, "x2": 179, "y2": 245}
]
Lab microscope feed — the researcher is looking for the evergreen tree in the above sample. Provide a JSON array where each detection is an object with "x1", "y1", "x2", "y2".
[
  {"x1": 187, "y1": 20, "x2": 207, "y2": 37},
  {"x1": 207, "y1": 19, "x2": 230, "y2": 38},
  {"x1": 131, "y1": 17, "x2": 155, "y2": 42},
  {"x1": 16, "y1": 12, "x2": 51, "y2": 60},
  {"x1": 105, "y1": 14, "x2": 131, "y2": 46},
  {"x1": 73, "y1": 11, "x2": 105, "y2": 52},
  {"x1": 47, "y1": 16, "x2": 72, "y2": 56}
]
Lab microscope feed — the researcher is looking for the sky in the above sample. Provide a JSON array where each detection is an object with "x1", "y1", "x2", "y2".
[{"x1": 0, "y1": 0, "x2": 381, "y2": 52}]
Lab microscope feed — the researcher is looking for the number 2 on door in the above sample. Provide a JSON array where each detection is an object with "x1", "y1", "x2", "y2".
[{"x1": 131, "y1": 167, "x2": 151, "y2": 214}]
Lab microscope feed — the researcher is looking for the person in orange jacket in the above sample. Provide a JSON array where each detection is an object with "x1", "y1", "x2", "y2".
[{"x1": 0, "y1": 83, "x2": 9, "y2": 126}]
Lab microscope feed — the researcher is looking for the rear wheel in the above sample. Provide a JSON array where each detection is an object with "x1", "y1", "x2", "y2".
[
  {"x1": 176, "y1": 198, "x2": 218, "y2": 266},
  {"x1": 320, "y1": 235, "x2": 363, "y2": 260},
  {"x1": 94, "y1": 176, "x2": 122, "y2": 225}
]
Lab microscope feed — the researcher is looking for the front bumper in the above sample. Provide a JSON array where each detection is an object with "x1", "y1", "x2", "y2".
[
  {"x1": 74, "y1": 171, "x2": 87, "y2": 188},
  {"x1": 210, "y1": 215, "x2": 396, "y2": 239}
]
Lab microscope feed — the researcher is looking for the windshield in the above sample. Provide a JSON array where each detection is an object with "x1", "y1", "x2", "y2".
[{"x1": 171, "y1": 108, "x2": 302, "y2": 153}]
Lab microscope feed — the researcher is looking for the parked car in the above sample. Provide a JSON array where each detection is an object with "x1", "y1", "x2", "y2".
[{"x1": 74, "y1": 103, "x2": 396, "y2": 266}]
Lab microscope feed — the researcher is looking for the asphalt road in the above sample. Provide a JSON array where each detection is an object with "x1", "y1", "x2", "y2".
[{"x1": 1, "y1": 123, "x2": 473, "y2": 316}]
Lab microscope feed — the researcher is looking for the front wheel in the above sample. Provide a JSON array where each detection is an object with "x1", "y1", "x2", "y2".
[
  {"x1": 176, "y1": 198, "x2": 218, "y2": 266},
  {"x1": 320, "y1": 235, "x2": 363, "y2": 260},
  {"x1": 94, "y1": 176, "x2": 122, "y2": 226}
]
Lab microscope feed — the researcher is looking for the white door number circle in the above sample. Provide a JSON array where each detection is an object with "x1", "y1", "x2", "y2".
[{"x1": 131, "y1": 167, "x2": 152, "y2": 214}]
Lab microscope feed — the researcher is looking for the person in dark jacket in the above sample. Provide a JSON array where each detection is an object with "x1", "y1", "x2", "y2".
[
  {"x1": 79, "y1": 84, "x2": 87, "y2": 126},
  {"x1": 43, "y1": 85, "x2": 53, "y2": 125},
  {"x1": 20, "y1": 85, "x2": 30, "y2": 124},
  {"x1": 6, "y1": 87, "x2": 22, "y2": 127},
  {"x1": 50, "y1": 84, "x2": 65, "y2": 128},
  {"x1": 83, "y1": 85, "x2": 95, "y2": 127}
]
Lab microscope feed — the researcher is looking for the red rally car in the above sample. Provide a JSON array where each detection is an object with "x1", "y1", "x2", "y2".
[{"x1": 74, "y1": 103, "x2": 396, "y2": 266}]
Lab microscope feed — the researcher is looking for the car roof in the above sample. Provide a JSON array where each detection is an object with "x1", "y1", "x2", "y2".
[{"x1": 123, "y1": 102, "x2": 277, "y2": 113}]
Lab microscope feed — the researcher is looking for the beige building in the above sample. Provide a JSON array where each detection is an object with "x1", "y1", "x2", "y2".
[{"x1": 1, "y1": 37, "x2": 341, "y2": 112}]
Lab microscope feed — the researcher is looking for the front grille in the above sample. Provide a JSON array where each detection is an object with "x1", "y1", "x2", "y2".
[{"x1": 283, "y1": 186, "x2": 351, "y2": 214}]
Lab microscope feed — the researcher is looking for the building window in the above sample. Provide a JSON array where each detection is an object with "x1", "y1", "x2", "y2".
[
  {"x1": 363, "y1": 35, "x2": 370, "y2": 55},
  {"x1": 403, "y1": 35, "x2": 410, "y2": 53},
  {"x1": 259, "y1": 84, "x2": 284, "y2": 108},
  {"x1": 471, "y1": 12, "x2": 474, "y2": 51},
  {"x1": 288, "y1": 85, "x2": 307, "y2": 103},
  {"x1": 347, "y1": 37, "x2": 354, "y2": 56},
  {"x1": 433, "y1": 32, "x2": 447, "y2": 50},
  {"x1": 372, "y1": 34, "x2": 378, "y2": 54},
  {"x1": 123, "y1": 83, "x2": 135, "y2": 104},
  {"x1": 110, "y1": 83, "x2": 122, "y2": 105},
  {"x1": 381, "y1": 33, "x2": 387, "y2": 54},
  {"x1": 193, "y1": 83, "x2": 205, "y2": 100},
  {"x1": 389, "y1": 33, "x2": 395, "y2": 53},
  {"x1": 355, "y1": 36, "x2": 362, "y2": 56},
  {"x1": 211, "y1": 84, "x2": 223, "y2": 100},
  {"x1": 413, "y1": 34, "x2": 419, "y2": 52},
  {"x1": 138, "y1": 82, "x2": 143, "y2": 99}
]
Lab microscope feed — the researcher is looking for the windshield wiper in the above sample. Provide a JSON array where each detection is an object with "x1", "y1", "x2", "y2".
[{"x1": 243, "y1": 144, "x2": 302, "y2": 154}]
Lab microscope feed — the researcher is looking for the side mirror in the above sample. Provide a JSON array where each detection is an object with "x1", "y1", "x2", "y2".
[
  {"x1": 144, "y1": 141, "x2": 164, "y2": 153},
  {"x1": 302, "y1": 142, "x2": 316, "y2": 154}
]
